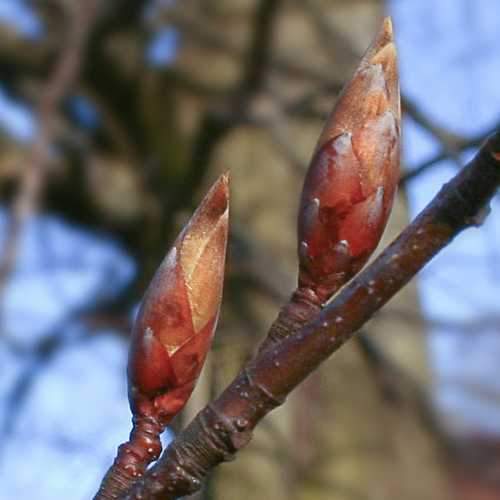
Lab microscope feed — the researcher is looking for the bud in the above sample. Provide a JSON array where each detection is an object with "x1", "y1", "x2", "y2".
[
  {"x1": 128, "y1": 174, "x2": 229, "y2": 425},
  {"x1": 298, "y1": 18, "x2": 400, "y2": 300}
]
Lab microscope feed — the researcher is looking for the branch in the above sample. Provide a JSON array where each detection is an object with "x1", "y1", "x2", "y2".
[
  {"x1": 401, "y1": 96, "x2": 465, "y2": 166},
  {"x1": 0, "y1": 1, "x2": 99, "y2": 300},
  {"x1": 239, "y1": 0, "x2": 282, "y2": 96},
  {"x1": 400, "y1": 120, "x2": 500, "y2": 184},
  {"x1": 122, "y1": 131, "x2": 500, "y2": 499}
]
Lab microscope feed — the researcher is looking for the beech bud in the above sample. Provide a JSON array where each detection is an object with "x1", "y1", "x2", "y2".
[
  {"x1": 128, "y1": 174, "x2": 229, "y2": 425},
  {"x1": 298, "y1": 18, "x2": 400, "y2": 300}
]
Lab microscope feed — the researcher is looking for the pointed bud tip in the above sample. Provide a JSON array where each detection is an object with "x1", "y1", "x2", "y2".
[
  {"x1": 217, "y1": 170, "x2": 230, "y2": 191},
  {"x1": 363, "y1": 17, "x2": 400, "y2": 121},
  {"x1": 315, "y1": 18, "x2": 400, "y2": 152},
  {"x1": 371, "y1": 17, "x2": 394, "y2": 50},
  {"x1": 366, "y1": 17, "x2": 396, "y2": 66},
  {"x1": 212, "y1": 172, "x2": 230, "y2": 212},
  {"x1": 193, "y1": 173, "x2": 230, "y2": 226},
  {"x1": 381, "y1": 17, "x2": 394, "y2": 42},
  {"x1": 221, "y1": 170, "x2": 230, "y2": 182}
]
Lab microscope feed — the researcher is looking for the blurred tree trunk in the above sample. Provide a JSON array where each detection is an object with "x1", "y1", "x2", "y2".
[{"x1": 171, "y1": 2, "x2": 453, "y2": 500}]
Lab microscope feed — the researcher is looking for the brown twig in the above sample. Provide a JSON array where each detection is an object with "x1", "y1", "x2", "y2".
[
  {"x1": 0, "y1": 1, "x2": 99, "y2": 301},
  {"x1": 121, "y1": 130, "x2": 500, "y2": 499}
]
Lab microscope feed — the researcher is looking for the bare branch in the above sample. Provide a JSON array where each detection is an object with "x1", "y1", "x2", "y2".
[
  {"x1": 0, "y1": 1, "x2": 99, "y2": 300},
  {"x1": 401, "y1": 121, "x2": 500, "y2": 184},
  {"x1": 122, "y1": 132, "x2": 500, "y2": 499}
]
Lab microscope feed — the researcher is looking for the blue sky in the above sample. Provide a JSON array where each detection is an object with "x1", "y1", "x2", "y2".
[
  {"x1": 0, "y1": 87, "x2": 36, "y2": 142},
  {"x1": 391, "y1": 0, "x2": 500, "y2": 435},
  {"x1": 0, "y1": 0, "x2": 43, "y2": 39}
]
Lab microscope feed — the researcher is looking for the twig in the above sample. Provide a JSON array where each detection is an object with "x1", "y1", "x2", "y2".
[
  {"x1": 121, "y1": 131, "x2": 500, "y2": 499},
  {"x1": 401, "y1": 121, "x2": 500, "y2": 184},
  {"x1": 402, "y1": 96, "x2": 465, "y2": 167},
  {"x1": 0, "y1": 1, "x2": 99, "y2": 300}
]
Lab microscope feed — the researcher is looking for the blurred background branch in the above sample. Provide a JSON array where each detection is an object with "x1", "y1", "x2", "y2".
[{"x1": 0, "y1": 0, "x2": 99, "y2": 300}]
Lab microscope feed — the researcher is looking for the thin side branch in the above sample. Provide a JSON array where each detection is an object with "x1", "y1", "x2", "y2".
[
  {"x1": 123, "y1": 133, "x2": 500, "y2": 499},
  {"x1": 0, "y1": 1, "x2": 99, "y2": 299},
  {"x1": 401, "y1": 120, "x2": 500, "y2": 184}
]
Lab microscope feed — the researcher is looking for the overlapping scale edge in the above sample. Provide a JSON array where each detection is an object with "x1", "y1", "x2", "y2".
[
  {"x1": 297, "y1": 18, "x2": 400, "y2": 300},
  {"x1": 127, "y1": 174, "x2": 229, "y2": 423}
]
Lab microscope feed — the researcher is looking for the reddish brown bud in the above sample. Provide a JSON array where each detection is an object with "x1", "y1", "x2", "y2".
[
  {"x1": 298, "y1": 18, "x2": 400, "y2": 300},
  {"x1": 128, "y1": 174, "x2": 229, "y2": 425}
]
